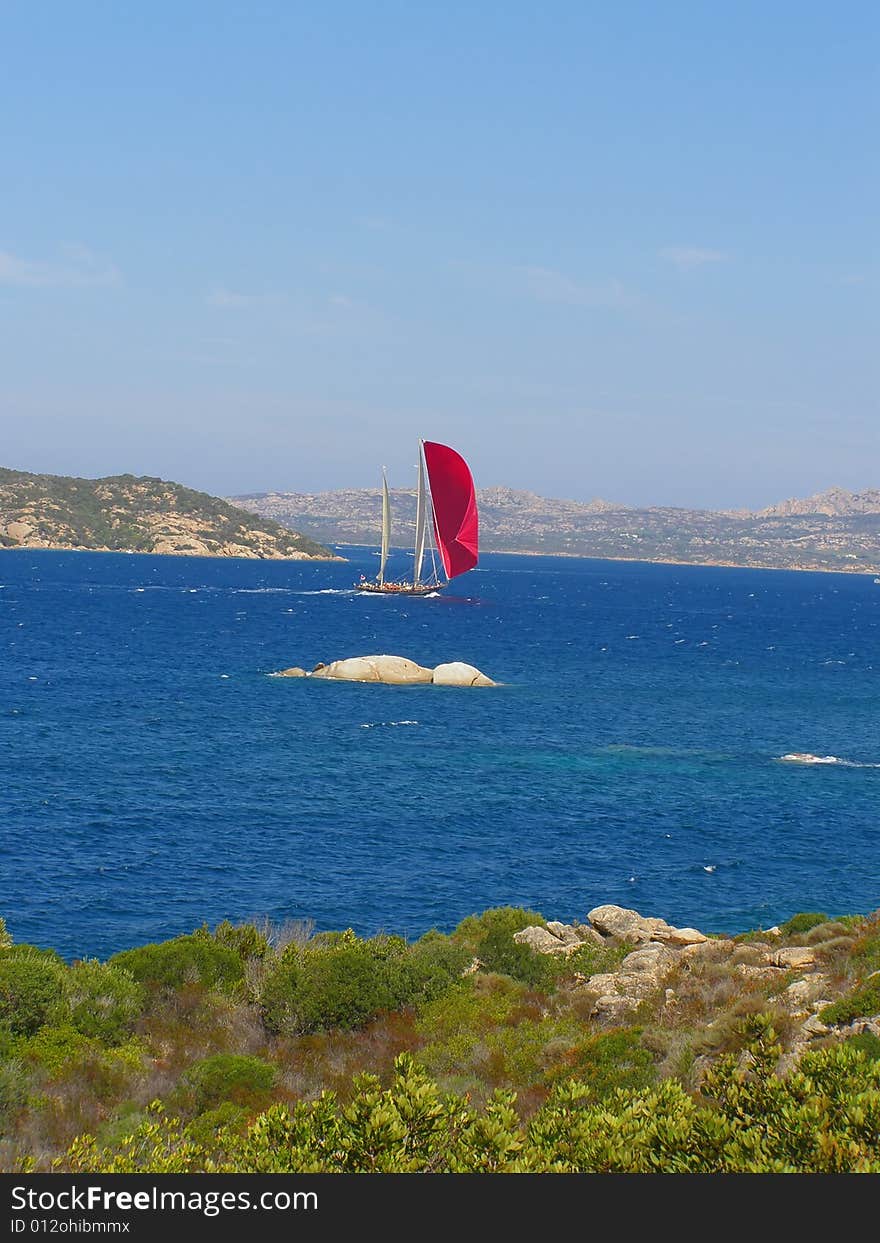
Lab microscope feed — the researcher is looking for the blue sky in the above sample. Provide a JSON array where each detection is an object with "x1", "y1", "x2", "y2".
[{"x1": 0, "y1": 2, "x2": 876, "y2": 507}]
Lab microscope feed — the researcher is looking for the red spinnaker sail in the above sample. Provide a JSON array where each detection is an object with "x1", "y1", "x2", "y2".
[{"x1": 423, "y1": 441, "x2": 479, "y2": 579}]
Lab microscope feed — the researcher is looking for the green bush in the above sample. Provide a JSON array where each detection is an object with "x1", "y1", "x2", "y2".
[
  {"x1": 61, "y1": 1025, "x2": 880, "y2": 1173},
  {"x1": 416, "y1": 975, "x2": 523, "y2": 1081},
  {"x1": 185, "y1": 1102, "x2": 249, "y2": 1145},
  {"x1": 448, "y1": 908, "x2": 555, "y2": 987},
  {"x1": 475, "y1": 929, "x2": 553, "y2": 988},
  {"x1": 2, "y1": 943, "x2": 65, "y2": 965},
  {"x1": 0, "y1": 1058, "x2": 28, "y2": 1123},
  {"x1": 67, "y1": 961, "x2": 145, "y2": 1044},
  {"x1": 260, "y1": 930, "x2": 466, "y2": 1036},
  {"x1": 182, "y1": 1054, "x2": 276, "y2": 1112},
  {"x1": 403, "y1": 933, "x2": 471, "y2": 1002},
  {"x1": 261, "y1": 938, "x2": 406, "y2": 1035},
  {"x1": 452, "y1": 907, "x2": 546, "y2": 952},
  {"x1": 781, "y1": 912, "x2": 829, "y2": 936},
  {"x1": 19, "y1": 1024, "x2": 96, "y2": 1075},
  {"x1": 0, "y1": 952, "x2": 68, "y2": 1036},
  {"x1": 551, "y1": 939, "x2": 626, "y2": 980},
  {"x1": 194, "y1": 921, "x2": 270, "y2": 962},
  {"x1": 563, "y1": 1028, "x2": 656, "y2": 1099},
  {"x1": 109, "y1": 935, "x2": 244, "y2": 993},
  {"x1": 821, "y1": 977, "x2": 880, "y2": 1025},
  {"x1": 846, "y1": 1031, "x2": 880, "y2": 1061}
]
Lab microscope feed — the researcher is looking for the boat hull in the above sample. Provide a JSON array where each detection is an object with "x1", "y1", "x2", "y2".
[{"x1": 355, "y1": 581, "x2": 444, "y2": 595}]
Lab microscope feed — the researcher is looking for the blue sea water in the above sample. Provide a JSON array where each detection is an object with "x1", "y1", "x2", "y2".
[{"x1": 1, "y1": 547, "x2": 878, "y2": 959}]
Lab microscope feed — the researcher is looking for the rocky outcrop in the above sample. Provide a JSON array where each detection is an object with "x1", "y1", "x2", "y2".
[
  {"x1": 508, "y1": 903, "x2": 870, "y2": 1055},
  {"x1": 5, "y1": 520, "x2": 33, "y2": 541},
  {"x1": 432, "y1": 662, "x2": 496, "y2": 688},
  {"x1": 587, "y1": 904, "x2": 708, "y2": 947},
  {"x1": 586, "y1": 943, "x2": 679, "y2": 1020},
  {"x1": 274, "y1": 654, "x2": 497, "y2": 686},
  {"x1": 311, "y1": 656, "x2": 434, "y2": 685},
  {"x1": 513, "y1": 922, "x2": 601, "y2": 956}
]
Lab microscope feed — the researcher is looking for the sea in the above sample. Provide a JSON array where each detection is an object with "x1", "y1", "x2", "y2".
[{"x1": 1, "y1": 546, "x2": 878, "y2": 959}]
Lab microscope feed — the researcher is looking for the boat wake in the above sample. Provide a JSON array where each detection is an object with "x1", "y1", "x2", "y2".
[
  {"x1": 778, "y1": 753, "x2": 880, "y2": 768},
  {"x1": 360, "y1": 720, "x2": 420, "y2": 729}
]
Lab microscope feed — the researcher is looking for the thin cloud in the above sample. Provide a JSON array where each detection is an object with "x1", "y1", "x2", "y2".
[
  {"x1": 0, "y1": 244, "x2": 120, "y2": 288},
  {"x1": 659, "y1": 246, "x2": 728, "y2": 269},
  {"x1": 206, "y1": 285, "x2": 261, "y2": 309},
  {"x1": 520, "y1": 266, "x2": 635, "y2": 308}
]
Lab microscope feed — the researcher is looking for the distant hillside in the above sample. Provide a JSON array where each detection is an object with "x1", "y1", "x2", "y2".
[
  {"x1": 231, "y1": 485, "x2": 880, "y2": 574},
  {"x1": 0, "y1": 468, "x2": 337, "y2": 560},
  {"x1": 755, "y1": 487, "x2": 880, "y2": 519}
]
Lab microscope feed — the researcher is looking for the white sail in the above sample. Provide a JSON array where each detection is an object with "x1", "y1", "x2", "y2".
[
  {"x1": 413, "y1": 446, "x2": 427, "y2": 586},
  {"x1": 378, "y1": 470, "x2": 390, "y2": 584}
]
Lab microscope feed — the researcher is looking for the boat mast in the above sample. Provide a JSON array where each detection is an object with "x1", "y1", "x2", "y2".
[
  {"x1": 413, "y1": 443, "x2": 427, "y2": 587},
  {"x1": 418, "y1": 438, "x2": 445, "y2": 586},
  {"x1": 378, "y1": 469, "x2": 390, "y2": 585}
]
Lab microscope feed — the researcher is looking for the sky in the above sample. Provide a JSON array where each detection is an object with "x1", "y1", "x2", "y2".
[{"x1": 0, "y1": 2, "x2": 876, "y2": 509}]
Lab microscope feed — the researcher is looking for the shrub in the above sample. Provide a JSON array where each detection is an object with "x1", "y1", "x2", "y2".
[
  {"x1": 109, "y1": 936, "x2": 244, "y2": 993},
  {"x1": 846, "y1": 1031, "x2": 880, "y2": 1061},
  {"x1": 416, "y1": 975, "x2": 523, "y2": 1081},
  {"x1": 61, "y1": 1028, "x2": 880, "y2": 1173},
  {"x1": 0, "y1": 918, "x2": 11, "y2": 949},
  {"x1": 562, "y1": 1028, "x2": 656, "y2": 1099},
  {"x1": 259, "y1": 931, "x2": 465, "y2": 1037},
  {"x1": 19, "y1": 1023, "x2": 102, "y2": 1076},
  {"x1": 0, "y1": 952, "x2": 68, "y2": 1036},
  {"x1": 781, "y1": 912, "x2": 829, "y2": 936},
  {"x1": 555, "y1": 940, "x2": 627, "y2": 980},
  {"x1": 0, "y1": 1058, "x2": 28, "y2": 1123},
  {"x1": 194, "y1": 921, "x2": 270, "y2": 962},
  {"x1": 182, "y1": 1054, "x2": 276, "y2": 1112},
  {"x1": 3, "y1": 943, "x2": 65, "y2": 965},
  {"x1": 475, "y1": 929, "x2": 553, "y2": 988},
  {"x1": 67, "y1": 961, "x2": 145, "y2": 1044},
  {"x1": 452, "y1": 907, "x2": 546, "y2": 952},
  {"x1": 261, "y1": 938, "x2": 406, "y2": 1035},
  {"x1": 185, "y1": 1102, "x2": 249, "y2": 1145},
  {"x1": 403, "y1": 933, "x2": 471, "y2": 1002},
  {"x1": 821, "y1": 977, "x2": 880, "y2": 1026}
]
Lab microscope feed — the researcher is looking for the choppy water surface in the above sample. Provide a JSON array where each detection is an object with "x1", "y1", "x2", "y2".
[{"x1": 1, "y1": 547, "x2": 878, "y2": 957}]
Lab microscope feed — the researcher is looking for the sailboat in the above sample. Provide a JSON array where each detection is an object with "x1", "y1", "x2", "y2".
[{"x1": 355, "y1": 440, "x2": 479, "y2": 594}]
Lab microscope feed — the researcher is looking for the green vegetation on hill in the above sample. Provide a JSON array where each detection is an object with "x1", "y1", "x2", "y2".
[
  {"x1": 1, "y1": 907, "x2": 879, "y2": 1173},
  {"x1": 0, "y1": 467, "x2": 335, "y2": 559}
]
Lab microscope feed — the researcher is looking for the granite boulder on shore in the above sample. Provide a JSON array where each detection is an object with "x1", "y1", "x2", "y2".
[
  {"x1": 507, "y1": 903, "x2": 880, "y2": 1061},
  {"x1": 273, "y1": 654, "x2": 497, "y2": 686}
]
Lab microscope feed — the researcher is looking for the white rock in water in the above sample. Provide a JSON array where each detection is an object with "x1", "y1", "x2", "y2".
[
  {"x1": 276, "y1": 667, "x2": 306, "y2": 677},
  {"x1": 311, "y1": 655, "x2": 434, "y2": 684},
  {"x1": 432, "y1": 662, "x2": 496, "y2": 687}
]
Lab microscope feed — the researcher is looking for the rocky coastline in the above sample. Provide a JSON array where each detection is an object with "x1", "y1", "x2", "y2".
[
  {"x1": 2, "y1": 901, "x2": 878, "y2": 1172},
  {"x1": 506, "y1": 903, "x2": 880, "y2": 1070}
]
